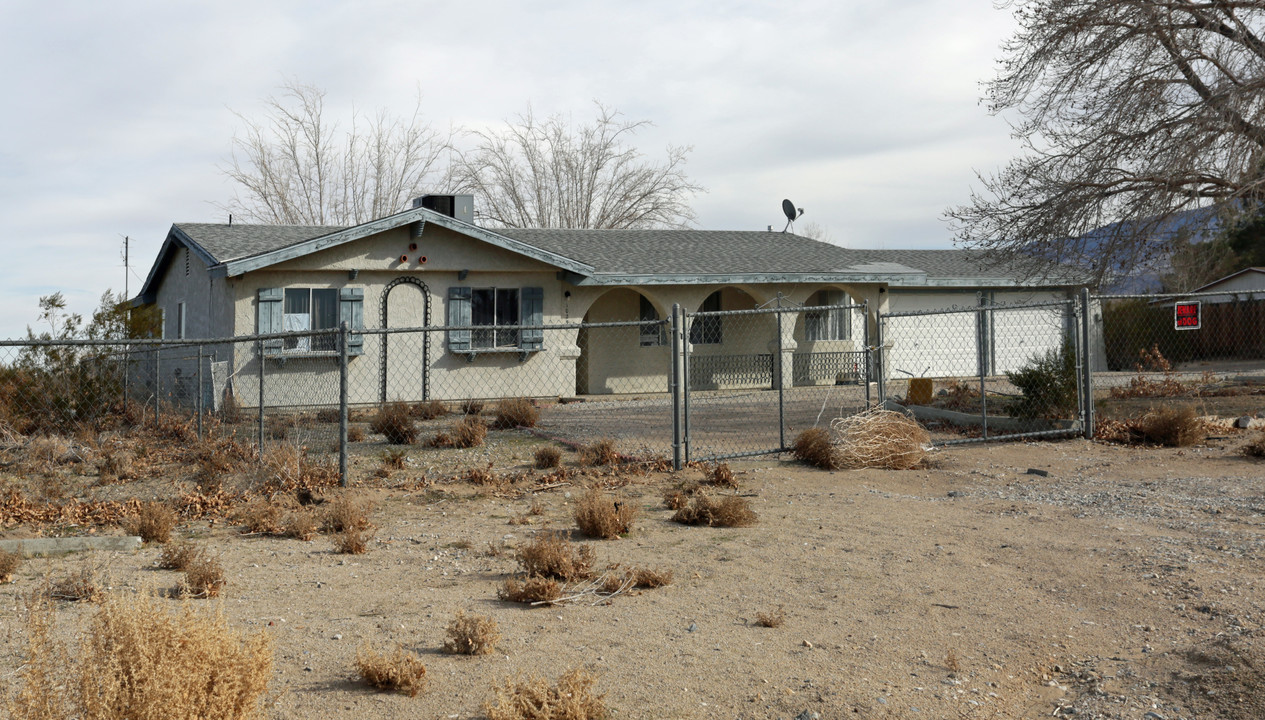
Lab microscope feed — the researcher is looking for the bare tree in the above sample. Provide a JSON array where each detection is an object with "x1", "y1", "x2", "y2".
[
  {"x1": 221, "y1": 82, "x2": 450, "y2": 225},
  {"x1": 450, "y1": 103, "x2": 703, "y2": 229},
  {"x1": 947, "y1": 1, "x2": 1265, "y2": 286}
]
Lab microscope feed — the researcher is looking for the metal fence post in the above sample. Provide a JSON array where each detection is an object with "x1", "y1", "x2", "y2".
[
  {"x1": 257, "y1": 338, "x2": 265, "y2": 461},
  {"x1": 1080, "y1": 287, "x2": 1095, "y2": 439},
  {"x1": 154, "y1": 347, "x2": 161, "y2": 425},
  {"x1": 775, "y1": 294, "x2": 786, "y2": 451},
  {"x1": 682, "y1": 310, "x2": 693, "y2": 464},
  {"x1": 339, "y1": 322, "x2": 350, "y2": 486},
  {"x1": 670, "y1": 305, "x2": 682, "y2": 471},
  {"x1": 196, "y1": 344, "x2": 204, "y2": 440},
  {"x1": 977, "y1": 292, "x2": 989, "y2": 439},
  {"x1": 874, "y1": 309, "x2": 885, "y2": 405},
  {"x1": 862, "y1": 300, "x2": 872, "y2": 409}
]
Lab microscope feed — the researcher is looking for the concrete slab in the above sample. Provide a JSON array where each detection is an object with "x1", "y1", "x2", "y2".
[{"x1": 0, "y1": 536, "x2": 143, "y2": 557}]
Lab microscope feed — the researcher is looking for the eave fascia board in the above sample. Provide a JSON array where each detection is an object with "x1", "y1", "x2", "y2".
[
  {"x1": 219, "y1": 207, "x2": 595, "y2": 277},
  {"x1": 560, "y1": 272, "x2": 1081, "y2": 290},
  {"x1": 133, "y1": 226, "x2": 221, "y2": 305}
]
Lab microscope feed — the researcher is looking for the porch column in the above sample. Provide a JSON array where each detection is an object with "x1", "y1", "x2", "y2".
[
  {"x1": 768, "y1": 311, "x2": 799, "y2": 390},
  {"x1": 854, "y1": 285, "x2": 890, "y2": 392}
]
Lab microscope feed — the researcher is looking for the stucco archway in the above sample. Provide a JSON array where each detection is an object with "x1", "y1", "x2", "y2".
[{"x1": 379, "y1": 276, "x2": 431, "y2": 403}]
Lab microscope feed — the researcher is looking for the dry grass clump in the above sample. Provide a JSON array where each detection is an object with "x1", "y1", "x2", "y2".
[
  {"x1": 461, "y1": 399, "x2": 485, "y2": 415},
  {"x1": 121, "y1": 501, "x2": 178, "y2": 544},
  {"x1": 705, "y1": 463, "x2": 738, "y2": 488},
  {"x1": 573, "y1": 488, "x2": 636, "y2": 539},
  {"x1": 516, "y1": 532, "x2": 594, "y2": 581},
  {"x1": 282, "y1": 508, "x2": 319, "y2": 541},
  {"x1": 601, "y1": 565, "x2": 673, "y2": 592},
  {"x1": 24, "y1": 435, "x2": 74, "y2": 472},
  {"x1": 179, "y1": 554, "x2": 227, "y2": 598},
  {"x1": 792, "y1": 427, "x2": 839, "y2": 470},
  {"x1": 1244, "y1": 430, "x2": 1265, "y2": 458},
  {"x1": 671, "y1": 494, "x2": 758, "y2": 528},
  {"x1": 332, "y1": 526, "x2": 372, "y2": 554},
  {"x1": 234, "y1": 498, "x2": 283, "y2": 535},
  {"x1": 322, "y1": 494, "x2": 373, "y2": 533},
  {"x1": 47, "y1": 566, "x2": 104, "y2": 603},
  {"x1": 96, "y1": 448, "x2": 137, "y2": 484},
  {"x1": 347, "y1": 425, "x2": 366, "y2": 443},
  {"x1": 831, "y1": 408, "x2": 930, "y2": 470},
  {"x1": 436, "y1": 416, "x2": 487, "y2": 448},
  {"x1": 755, "y1": 605, "x2": 787, "y2": 628},
  {"x1": 443, "y1": 610, "x2": 501, "y2": 655},
  {"x1": 463, "y1": 466, "x2": 501, "y2": 486},
  {"x1": 157, "y1": 542, "x2": 204, "y2": 571},
  {"x1": 945, "y1": 648, "x2": 962, "y2": 673},
  {"x1": 661, "y1": 481, "x2": 700, "y2": 510},
  {"x1": 8, "y1": 590, "x2": 272, "y2": 719},
  {"x1": 411, "y1": 399, "x2": 449, "y2": 420},
  {"x1": 578, "y1": 438, "x2": 619, "y2": 466},
  {"x1": 484, "y1": 667, "x2": 607, "y2": 720},
  {"x1": 493, "y1": 397, "x2": 539, "y2": 429},
  {"x1": 380, "y1": 447, "x2": 408, "y2": 470},
  {"x1": 1139, "y1": 405, "x2": 1205, "y2": 447},
  {"x1": 0, "y1": 547, "x2": 21, "y2": 583},
  {"x1": 534, "y1": 445, "x2": 562, "y2": 469},
  {"x1": 370, "y1": 402, "x2": 418, "y2": 444},
  {"x1": 356, "y1": 644, "x2": 428, "y2": 697},
  {"x1": 498, "y1": 576, "x2": 563, "y2": 605}
]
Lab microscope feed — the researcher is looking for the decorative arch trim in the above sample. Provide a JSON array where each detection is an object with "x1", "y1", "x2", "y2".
[{"x1": 379, "y1": 276, "x2": 432, "y2": 403}]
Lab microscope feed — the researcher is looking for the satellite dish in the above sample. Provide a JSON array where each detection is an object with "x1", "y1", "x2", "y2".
[{"x1": 781, "y1": 199, "x2": 805, "y2": 232}]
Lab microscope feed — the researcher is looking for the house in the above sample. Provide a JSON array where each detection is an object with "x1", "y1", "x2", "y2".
[{"x1": 131, "y1": 195, "x2": 1085, "y2": 407}]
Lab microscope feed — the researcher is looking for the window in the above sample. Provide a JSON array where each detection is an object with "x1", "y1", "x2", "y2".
[
  {"x1": 176, "y1": 302, "x2": 186, "y2": 339},
  {"x1": 689, "y1": 291, "x2": 722, "y2": 345},
  {"x1": 448, "y1": 286, "x2": 544, "y2": 353},
  {"x1": 283, "y1": 288, "x2": 338, "y2": 351},
  {"x1": 639, "y1": 295, "x2": 665, "y2": 346},
  {"x1": 471, "y1": 288, "x2": 520, "y2": 349},
  {"x1": 805, "y1": 289, "x2": 851, "y2": 341}
]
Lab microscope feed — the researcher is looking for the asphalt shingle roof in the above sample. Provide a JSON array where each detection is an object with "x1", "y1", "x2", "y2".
[{"x1": 175, "y1": 223, "x2": 346, "y2": 264}]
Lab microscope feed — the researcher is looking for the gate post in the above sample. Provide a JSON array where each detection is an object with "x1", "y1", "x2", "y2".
[
  {"x1": 977, "y1": 292, "x2": 989, "y2": 439},
  {"x1": 874, "y1": 310, "x2": 886, "y2": 405},
  {"x1": 257, "y1": 338, "x2": 265, "y2": 461},
  {"x1": 775, "y1": 296, "x2": 786, "y2": 451},
  {"x1": 862, "y1": 300, "x2": 871, "y2": 409},
  {"x1": 1080, "y1": 287, "x2": 1095, "y2": 439},
  {"x1": 339, "y1": 321, "x2": 350, "y2": 486},
  {"x1": 670, "y1": 305, "x2": 682, "y2": 471},
  {"x1": 196, "y1": 344, "x2": 204, "y2": 441}
]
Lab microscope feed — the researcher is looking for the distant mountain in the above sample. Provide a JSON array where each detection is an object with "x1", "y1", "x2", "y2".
[{"x1": 1076, "y1": 206, "x2": 1224, "y2": 293}]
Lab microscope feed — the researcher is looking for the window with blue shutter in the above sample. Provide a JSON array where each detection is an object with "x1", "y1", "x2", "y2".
[
  {"x1": 447, "y1": 286, "x2": 472, "y2": 352},
  {"x1": 521, "y1": 287, "x2": 543, "y2": 351},
  {"x1": 339, "y1": 288, "x2": 365, "y2": 356},
  {"x1": 257, "y1": 288, "x2": 284, "y2": 355}
]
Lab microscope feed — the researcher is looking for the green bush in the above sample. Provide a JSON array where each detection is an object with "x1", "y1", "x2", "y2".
[{"x1": 1007, "y1": 341, "x2": 1079, "y2": 420}]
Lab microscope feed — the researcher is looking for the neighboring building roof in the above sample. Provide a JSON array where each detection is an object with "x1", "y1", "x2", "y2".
[
  {"x1": 134, "y1": 206, "x2": 1086, "y2": 304},
  {"x1": 1185, "y1": 266, "x2": 1265, "y2": 294}
]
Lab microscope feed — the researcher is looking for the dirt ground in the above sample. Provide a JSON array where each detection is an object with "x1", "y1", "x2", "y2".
[{"x1": 2, "y1": 432, "x2": 1264, "y2": 719}]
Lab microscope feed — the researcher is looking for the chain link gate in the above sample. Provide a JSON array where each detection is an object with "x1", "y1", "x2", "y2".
[
  {"x1": 875, "y1": 293, "x2": 1088, "y2": 445},
  {"x1": 679, "y1": 299, "x2": 871, "y2": 462}
]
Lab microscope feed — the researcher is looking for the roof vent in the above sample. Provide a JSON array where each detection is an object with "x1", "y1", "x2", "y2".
[{"x1": 413, "y1": 194, "x2": 474, "y2": 225}]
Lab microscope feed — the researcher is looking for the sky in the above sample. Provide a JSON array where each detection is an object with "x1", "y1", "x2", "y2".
[{"x1": 0, "y1": 0, "x2": 1021, "y2": 340}]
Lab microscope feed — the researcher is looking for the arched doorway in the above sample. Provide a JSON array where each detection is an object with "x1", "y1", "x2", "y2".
[
  {"x1": 576, "y1": 288, "x2": 669, "y2": 395},
  {"x1": 379, "y1": 277, "x2": 431, "y2": 403}
]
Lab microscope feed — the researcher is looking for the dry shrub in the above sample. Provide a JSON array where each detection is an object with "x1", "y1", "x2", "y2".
[
  {"x1": 1244, "y1": 430, "x2": 1265, "y2": 458},
  {"x1": 370, "y1": 402, "x2": 418, "y2": 444},
  {"x1": 266, "y1": 415, "x2": 294, "y2": 440},
  {"x1": 122, "y1": 501, "x2": 177, "y2": 544},
  {"x1": 1139, "y1": 405, "x2": 1205, "y2": 447},
  {"x1": 357, "y1": 645, "x2": 428, "y2": 697},
  {"x1": 534, "y1": 445, "x2": 562, "y2": 469},
  {"x1": 0, "y1": 547, "x2": 21, "y2": 582},
  {"x1": 234, "y1": 498, "x2": 283, "y2": 534},
  {"x1": 219, "y1": 391, "x2": 244, "y2": 422},
  {"x1": 509, "y1": 513, "x2": 532, "y2": 526},
  {"x1": 282, "y1": 509, "x2": 319, "y2": 541},
  {"x1": 529, "y1": 499, "x2": 545, "y2": 515},
  {"x1": 157, "y1": 542, "x2": 204, "y2": 571},
  {"x1": 96, "y1": 449, "x2": 137, "y2": 484},
  {"x1": 443, "y1": 610, "x2": 501, "y2": 655},
  {"x1": 315, "y1": 408, "x2": 340, "y2": 423},
  {"x1": 48, "y1": 566, "x2": 104, "y2": 602},
  {"x1": 498, "y1": 576, "x2": 562, "y2": 605},
  {"x1": 661, "y1": 482, "x2": 700, "y2": 510},
  {"x1": 179, "y1": 554, "x2": 227, "y2": 598},
  {"x1": 380, "y1": 447, "x2": 408, "y2": 470},
  {"x1": 461, "y1": 399, "x2": 485, "y2": 415},
  {"x1": 322, "y1": 494, "x2": 373, "y2": 533},
  {"x1": 410, "y1": 400, "x2": 449, "y2": 420},
  {"x1": 8, "y1": 590, "x2": 272, "y2": 720},
  {"x1": 493, "y1": 397, "x2": 539, "y2": 429},
  {"x1": 755, "y1": 605, "x2": 786, "y2": 628},
  {"x1": 34, "y1": 474, "x2": 67, "y2": 501},
  {"x1": 705, "y1": 463, "x2": 738, "y2": 488},
  {"x1": 25, "y1": 435, "x2": 73, "y2": 472},
  {"x1": 578, "y1": 438, "x2": 619, "y2": 466},
  {"x1": 516, "y1": 532, "x2": 594, "y2": 581},
  {"x1": 631, "y1": 567, "x2": 673, "y2": 588},
  {"x1": 831, "y1": 408, "x2": 930, "y2": 470},
  {"x1": 573, "y1": 488, "x2": 636, "y2": 539},
  {"x1": 347, "y1": 425, "x2": 366, "y2": 442},
  {"x1": 671, "y1": 495, "x2": 758, "y2": 528},
  {"x1": 484, "y1": 667, "x2": 607, "y2": 720},
  {"x1": 191, "y1": 437, "x2": 250, "y2": 491},
  {"x1": 463, "y1": 466, "x2": 500, "y2": 486},
  {"x1": 451, "y1": 416, "x2": 488, "y2": 448},
  {"x1": 332, "y1": 526, "x2": 371, "y2": 554},
  {"x1": 792, "y1": 427, "x2": 838, "y2": 470}
]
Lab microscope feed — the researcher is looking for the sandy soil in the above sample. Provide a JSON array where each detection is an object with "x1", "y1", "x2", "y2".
[{"x1": 2, "y1": 434, "x2": 1264, "y2": 720}]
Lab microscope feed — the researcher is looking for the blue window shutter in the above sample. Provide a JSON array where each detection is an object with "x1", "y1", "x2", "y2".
[
  {"x1": 447, "y1": 286, "x2": 471, "y2": 353},
  {"x1": 257, "y1": 287, "x2": 283, "y2": 355},
  {"x1": 339, "y1": 287, "x2": 365, "y2": 356},
  {"x1": 521, "y1": 286, "x2": 544, "y2": 351}
]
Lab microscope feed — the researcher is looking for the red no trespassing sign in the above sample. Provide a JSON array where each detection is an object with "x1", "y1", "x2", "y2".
[{"x1": 1174, "y1": 301, "x2": 1201, "y2": 330}]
